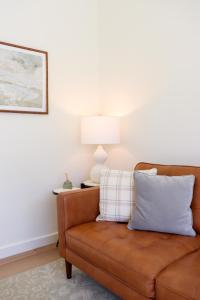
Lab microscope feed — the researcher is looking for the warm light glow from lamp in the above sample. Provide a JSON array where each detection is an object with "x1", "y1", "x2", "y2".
[{"x1": 81, "y1": 116, "x2": 120, "y2": 183}]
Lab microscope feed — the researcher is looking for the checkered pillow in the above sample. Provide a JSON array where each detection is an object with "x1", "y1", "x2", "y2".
[{"x1": 96, "y1": 168, "x2": 157, "y2": 222}]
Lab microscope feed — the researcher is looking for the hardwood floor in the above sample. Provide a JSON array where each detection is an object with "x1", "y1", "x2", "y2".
[{"x1": 0, "y1": 244, "x2": 60, "y2": 280}]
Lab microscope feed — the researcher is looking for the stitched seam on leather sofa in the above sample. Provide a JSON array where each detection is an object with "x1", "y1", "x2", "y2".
[
  {"x1": 156, "y1": 248, "x2": 200, "y2": 300},
  {"x1": 155, "y1": 248, "x2": 200, "y2": 300},
  {"x1": 157, "y1": 282, "x2": 194, "y2": 300},
  {"x1": 155, "y1": 248, "x2": 200, "y2": 293}
]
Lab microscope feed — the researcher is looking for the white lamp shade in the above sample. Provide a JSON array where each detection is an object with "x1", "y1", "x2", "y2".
[{"x1": 81, "y1": 116, "x2": 120, "y2": 145}]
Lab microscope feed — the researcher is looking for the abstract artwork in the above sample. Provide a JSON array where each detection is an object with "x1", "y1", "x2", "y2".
[{"x1": 0, "y1": 41, "x2": 48, "y2": 114}]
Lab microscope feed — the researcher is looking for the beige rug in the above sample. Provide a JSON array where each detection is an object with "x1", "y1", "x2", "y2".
[{"x1": 0, "y1": 258, "x2": 119, "y2": 300}]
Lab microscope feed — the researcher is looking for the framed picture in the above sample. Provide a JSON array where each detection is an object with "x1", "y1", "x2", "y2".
[{"x1": 0, "y1": 41, "x2": 48, "y2": 114}]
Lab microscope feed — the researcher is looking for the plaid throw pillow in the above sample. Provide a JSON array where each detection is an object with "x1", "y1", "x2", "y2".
[{"x1": 96, "y1": 168, "x2": 157, "y2": 222}]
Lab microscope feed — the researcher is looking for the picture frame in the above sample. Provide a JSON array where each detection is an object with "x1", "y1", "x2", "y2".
[{"x1": 0, "y1": 41, "x2": 48, "y2": 114}]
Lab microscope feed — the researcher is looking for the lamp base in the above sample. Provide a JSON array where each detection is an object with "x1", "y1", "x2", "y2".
[
  {"x1": 90, "y1": 164, "x2": 108, "y2": 183},
  {"x1": 90, "y1": 145, "x2": 108, "y2": 183}
]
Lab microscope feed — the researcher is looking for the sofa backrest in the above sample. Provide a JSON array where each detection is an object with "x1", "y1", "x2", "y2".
[{"x1": 134, "y1": 162, "x2": 200, "y2": 234}]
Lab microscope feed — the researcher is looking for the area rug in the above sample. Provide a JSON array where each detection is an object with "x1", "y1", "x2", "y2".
[{"x1": 0, "y1": 258, "x2": 119, "y2": 300}]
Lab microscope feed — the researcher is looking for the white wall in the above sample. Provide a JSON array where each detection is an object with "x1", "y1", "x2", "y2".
[
  {"x1": 98, "y1": 0, "x2": 200, "y2": 170},
  {"x1": 0, "y1": 0, "x2": 99, "y2": 258}
]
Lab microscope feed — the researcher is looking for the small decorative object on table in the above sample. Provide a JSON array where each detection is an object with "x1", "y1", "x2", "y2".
[{"x1": 63, "y1": 173, "x2": 72, "y2": 189}]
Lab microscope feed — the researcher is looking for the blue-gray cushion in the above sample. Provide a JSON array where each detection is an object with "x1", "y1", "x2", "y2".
[{"x1": 128, "y1": 172, "x2": 196, "y2": 236}]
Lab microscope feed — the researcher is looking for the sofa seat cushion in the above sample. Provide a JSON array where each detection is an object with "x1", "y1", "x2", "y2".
[
  {"x1": 157, "y1": 249, "x2": 200, "y2": 300},
  {"x1": 65, "y1": 222, "x2": 200, "y2": 298}
]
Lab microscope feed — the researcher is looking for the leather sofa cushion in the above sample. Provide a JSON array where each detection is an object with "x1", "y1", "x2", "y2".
[
  {"x1": 157, "y1": 249, "x2": 200, "y2": 300},
  {"x1": 66, "y1": 222, "x2": 200, "y2": 298}
]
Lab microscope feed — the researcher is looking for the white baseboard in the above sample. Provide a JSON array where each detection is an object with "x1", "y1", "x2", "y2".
[{"x1": 0, "y1": 232, "x2": 58, "y2": 259}]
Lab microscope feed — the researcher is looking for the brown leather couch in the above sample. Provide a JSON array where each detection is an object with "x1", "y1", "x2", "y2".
[{"x1": 57, "y1": 163, "x2": 200, "y2": 300}]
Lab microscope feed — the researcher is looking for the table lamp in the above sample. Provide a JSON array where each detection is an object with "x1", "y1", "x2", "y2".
[{"x1": 81, "y1": 116, "x2": 120, "y2": 183}]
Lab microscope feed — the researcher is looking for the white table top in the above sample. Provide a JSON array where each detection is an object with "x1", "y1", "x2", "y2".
[
  {"x1": 53, "y1": 187, "x2": 80, "y2": 195},
  {"x1": 83, "y1": 180, "x2": 99, "y2": 187}
]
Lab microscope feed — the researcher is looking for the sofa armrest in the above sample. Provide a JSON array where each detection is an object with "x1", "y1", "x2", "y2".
[{"x1": 57, "y1": 187, "x2": 100, "y2": 257}]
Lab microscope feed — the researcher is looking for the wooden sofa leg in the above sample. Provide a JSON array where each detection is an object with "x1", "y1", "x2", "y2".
[{"x1": 65, "y1": 260, "x2": 72, "y2": 279}]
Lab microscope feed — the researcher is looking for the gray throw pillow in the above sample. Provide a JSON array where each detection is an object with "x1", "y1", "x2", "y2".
[{"x1": 128, "y1": 173, "x2": 196, "y2": 236}]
